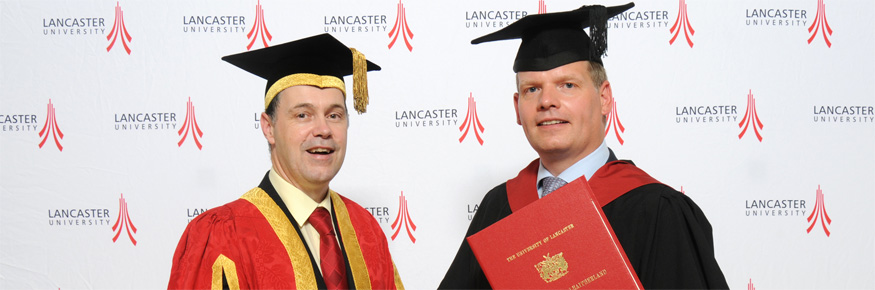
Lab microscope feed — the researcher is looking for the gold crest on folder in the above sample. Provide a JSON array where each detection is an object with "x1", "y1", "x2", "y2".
[{"x1": 535, "y1": 252, "x2": 569, "y2": 283}]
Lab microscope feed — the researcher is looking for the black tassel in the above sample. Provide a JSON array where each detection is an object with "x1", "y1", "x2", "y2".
[{"x1": 589, "y1": 5, "x2": 608, "y2": 61}]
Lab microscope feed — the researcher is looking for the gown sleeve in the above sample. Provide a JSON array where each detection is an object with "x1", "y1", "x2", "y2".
[
  {"x1": 602, "y1": 184, "x2": 729, "y2": 290},
  {"x1": 438, "y1": 184, "x2": 512, "y2": 290},
  {"x1": 168, "y1": 205, "x2": 248, "y2": 290}
]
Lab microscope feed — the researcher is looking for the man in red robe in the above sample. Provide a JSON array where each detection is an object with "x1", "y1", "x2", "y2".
[
  {"x1": 168, "y1": 34, "x2": 403, "y2": 290},
  {"x1": 439, "y1": 3, "x2": 728, "y2": 289}
]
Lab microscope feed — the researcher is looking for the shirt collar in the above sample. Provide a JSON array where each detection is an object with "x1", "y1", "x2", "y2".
[
  {"x1": 537, "y1": 141, "x2": 610, "y2": 191},
  {"x1": 269, "y1": 168, "x2": 333, "y2": 228}
]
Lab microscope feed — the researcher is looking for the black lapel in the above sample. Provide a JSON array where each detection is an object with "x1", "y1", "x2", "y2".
[
  {"x1": 606, "y1": 148, "x2": 636, "y2": 165},
  {"x1": 607, "y1": 148, "x2": 618, "y2": 163}
]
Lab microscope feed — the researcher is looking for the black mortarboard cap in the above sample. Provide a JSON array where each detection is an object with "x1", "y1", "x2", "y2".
[
  {"x1": 222, "y1": 33, "x2": 380, "y2": 113},
  {"x1": 471, "y1": 2, "x2": 634, "y2": 72}
]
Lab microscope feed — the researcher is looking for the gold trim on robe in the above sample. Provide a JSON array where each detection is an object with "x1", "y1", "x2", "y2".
[
  {"x1": 393, "y1": 261, "x2": 405, "y2": 290},
  {"x1": 211, "y1": 254, "x2": 240, "y2": 290},
  {"x1": 241, "y1": 188, "x2": 318, "y2": 290},
  {"x1": 331, "y1": 191, "x2": 372, "y2": 290}
]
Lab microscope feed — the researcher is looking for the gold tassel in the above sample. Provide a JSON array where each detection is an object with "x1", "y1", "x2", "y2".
[{"x1": 350, "y1": 48, "x2": 368, "y2": 114}]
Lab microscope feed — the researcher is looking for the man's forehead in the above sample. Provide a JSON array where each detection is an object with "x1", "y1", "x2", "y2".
[
  {"x1": 280, "y1": 85, "x2": 344, "y2": 97},
  {"x1": 279, "y1": 86, "x2": 346, "y2": 107},
  {"x1": 517, "y1": 62, "x2": 591, "y2": 80}
]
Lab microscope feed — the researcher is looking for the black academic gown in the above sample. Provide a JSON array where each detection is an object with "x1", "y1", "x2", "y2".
[{"x1": 439, "y1": 153, "x2": 729, "y2": 290}]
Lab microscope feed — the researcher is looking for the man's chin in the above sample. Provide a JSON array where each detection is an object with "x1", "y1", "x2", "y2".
[
  {"x1": 302, "y1": 168, "x2": 341, "y2": 185},
  {"x1": 531, "y1": 142, "x2": 572, "y2": 155}
]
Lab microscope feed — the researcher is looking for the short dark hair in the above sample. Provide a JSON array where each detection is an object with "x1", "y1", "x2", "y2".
[
  {"x1": 586, "y1": 62, "x2": 609, "y2": 125},
  {"x1": 262, "y1": 94, "x2": 282, "y2": 151},
  {"x1": 587, "y1": 61, "x2": 608, "y2": 90},
  {"x1": 265, "y1": 93, "x2": 281, "y2": 122}
]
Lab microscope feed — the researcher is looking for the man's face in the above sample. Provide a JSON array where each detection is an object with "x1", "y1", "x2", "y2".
[
  {"x1": 514, "y1": 61, "x2": 612, "y2": 171},
  {"x1": 262, "y1": 85, "x2": 348, "y2": 195}
]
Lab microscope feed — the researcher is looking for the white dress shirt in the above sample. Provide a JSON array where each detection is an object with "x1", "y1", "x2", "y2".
[{"x1": 536, "y1": 141, "x2": 610, "y2": 197}]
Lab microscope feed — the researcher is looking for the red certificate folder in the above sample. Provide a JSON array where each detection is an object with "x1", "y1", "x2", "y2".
[{"x1": 466, "y1": 178, "x2": 643, "y2": 289}]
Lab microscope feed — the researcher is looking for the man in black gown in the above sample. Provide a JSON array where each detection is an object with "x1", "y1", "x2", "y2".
[{"x1": 439, "y1": 3, "x2": 729, "y2": 289}]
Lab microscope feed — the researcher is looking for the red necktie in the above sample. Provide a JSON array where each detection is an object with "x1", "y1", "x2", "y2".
[{"x1": 308, "y1": 207, "x2": 348, "y2": 290}]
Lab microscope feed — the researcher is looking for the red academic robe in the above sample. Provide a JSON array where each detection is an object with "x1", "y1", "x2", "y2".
[{"x1": 168, "y1": 174, "x2": 404, "y2": 290}]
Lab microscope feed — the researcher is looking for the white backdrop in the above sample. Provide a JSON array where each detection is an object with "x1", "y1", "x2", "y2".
[{"x1": 1, "y1": 0, "x2": 873, "y2": 289}]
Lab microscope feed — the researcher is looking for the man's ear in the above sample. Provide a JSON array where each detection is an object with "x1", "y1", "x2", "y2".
[
  {"x1": 260, "y1": 112, "x2": 275, "y2": 146},
  {"x1": 513, "y1": 92, "x2": 522, "y2": 125},
  {"x1": 599, "y1": 80, "x2": 613, "y2": 117}
]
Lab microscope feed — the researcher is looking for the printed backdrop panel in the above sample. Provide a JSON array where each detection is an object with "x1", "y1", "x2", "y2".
[{"x1": 1, "y1": 0, "x2": 873, "y2": 289}]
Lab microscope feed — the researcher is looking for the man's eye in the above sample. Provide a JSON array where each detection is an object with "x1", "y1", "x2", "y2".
[
  {"x1": 296, "y1": 113, "x2": 307, "y2": 118},
  {"x1": 526, "y1": 87, "x2": 538, "y2": 93},
  {"x1": 563, "y1": 83, "x2": 575, "y2": 89}
]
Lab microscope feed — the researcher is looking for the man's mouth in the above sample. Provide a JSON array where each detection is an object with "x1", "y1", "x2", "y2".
[
  {"x1": 538, "y1": 120, "x2": 568, "y2": 126},
  {"x1": 306, "y1": 148, "x2": 334, "y2": 155}
]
